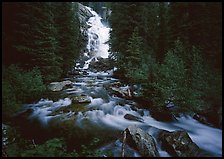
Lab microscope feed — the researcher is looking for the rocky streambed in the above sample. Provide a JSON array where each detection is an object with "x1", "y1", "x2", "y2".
[{"x1": 6, "y1": 66, "x2": 222, "y2": 157}]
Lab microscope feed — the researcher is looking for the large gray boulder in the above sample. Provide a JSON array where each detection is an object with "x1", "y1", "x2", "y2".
[
  {"x1": 158, "y1": 130, "x2": 201, "y2": 157},
  {"x1": 48, "y1": 80, "x2": 72, "y2": 92},
  {"x1": 124, "y1": 125, "x2": 159, "y2": 157}
]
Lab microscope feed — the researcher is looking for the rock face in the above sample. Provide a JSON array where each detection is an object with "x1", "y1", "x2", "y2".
[
  {"x1": 124, "y1": 114, "x2": 144, "y2": 123},
  {"x1": 77, "y1": 3, "x2": 93, "y2": 56},
  {"x1": 48, "y1": 80, "x2": 72, "y2": 91},
  {"x1": 125, "y1": 125, "x2": 159, "y2": 157},
  {"x1": 78, "y1": 3, "x2": 93, "y2": 24},
  {"x1": 158, "y1": 130, "x2": 201, "y2": 157}
]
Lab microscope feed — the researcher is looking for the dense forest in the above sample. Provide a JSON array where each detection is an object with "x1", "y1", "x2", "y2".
[
  {"x1": 3, "y1": 2, "x2": 82, "y2": 115},
  {"x1": 2, "y1": 2, "x2": 222, "y2": 157},
  {"x1": 108, "y1": 2, "x2": 222, "y2": 122}
]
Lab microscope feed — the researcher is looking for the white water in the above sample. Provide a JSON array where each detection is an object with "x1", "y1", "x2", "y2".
[
  {"x1": 23, "y1": 88, "x2": 222, "y2": 156},
  {"x1": 82, "y1": 6, "x2": 110, "y2": 69},
  {"x1": 16, "y1": 6, "x2": 222, "y2": 157}
]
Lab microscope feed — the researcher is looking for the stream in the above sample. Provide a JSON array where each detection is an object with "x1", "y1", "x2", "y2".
[{"x1": 11, "y1": 6, "x2": 222, "y2": 157}]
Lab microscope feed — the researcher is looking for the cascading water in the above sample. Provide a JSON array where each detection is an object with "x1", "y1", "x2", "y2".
[
  {"x1": 80, "y1": 6, "x2": 110, "y2": 69},
  {"x1": 12, "y1": 5, "x2": 222, "y2": 157}
]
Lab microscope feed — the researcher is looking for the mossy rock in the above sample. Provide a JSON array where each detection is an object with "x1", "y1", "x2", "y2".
[{"x1": 48, "y1": 103, "x2": 89, "y2": 116}]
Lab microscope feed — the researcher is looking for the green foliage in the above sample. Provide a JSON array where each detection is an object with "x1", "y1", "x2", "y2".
[
  {"x1": 2, "y1": 65, "x2": 46, "y2": 116},
  {"x1": 5, "y1": 127, "x2": 110, "y2": 157},
  {"x1": 203, "y1": 67, "x2": 222, "y2": 113},
  {"x1": 150, "y1": 41, "x2": 212, "y2": 113},
  {"x1": 109, "y1": 2, "x2": 221, "y2": 116},
  {"x1": 151, "y1": 48, "x2": 188, "y2": 112},
  {"x1": 53, "y1": 2, "x2": 81, "y2": 76},
  {"x1": 20, "y1": 138, "x2": 69, "y2": 157},
  {"x1": 3, "y1": 2, "x2": 82, "y2": 82},
  {"x1": 2, "y1": 80, "x2": 19, "y2": 115},
  {"x1": 7, "y1": 136, "x2": 74, "y2": 157}
]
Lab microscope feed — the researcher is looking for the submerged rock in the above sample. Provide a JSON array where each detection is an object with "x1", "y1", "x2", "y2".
[
  {"x1": 124, "y1": 125, "x2": 159, "y2": 157},
  {"x1": 124, "y1": 114, "x2": 144, "y2": 123},
  {"x1": 158, "y1": 130, "x2": 201, "y2": 157}
]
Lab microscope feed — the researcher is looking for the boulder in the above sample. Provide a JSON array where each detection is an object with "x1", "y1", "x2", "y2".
[
  {"x1": 48, "y1": 80, "x2": 72, "y2": 92},
  {"x1": 124, "y1": 114, "x2": 144, "y2": 123},
  {"x1": 150, "y1": 108, "x2": 177, "y2": 122},
  {"x1": 125, "y1": 125, "x2": 159, "y2": 157},
  {"x1": 62, "y1": 80, "x2": 72, "y2": 86},
  {"x1": 158, "y1": 130, "x2": 201, "y2": 157},
  {"x1": 48, "y1": 82, "x2": 63, "y2": 91},
  {"x1": 193, "y1": 114, "x2": 211, "y2": 126},
  {"x1": 110, "y1": 87, "x2": 132, "y2": 100}
]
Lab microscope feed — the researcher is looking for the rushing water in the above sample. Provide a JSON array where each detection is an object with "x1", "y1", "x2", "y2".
[{"x1": 13, "y1": 6, "x2": 222, "y2": 157}]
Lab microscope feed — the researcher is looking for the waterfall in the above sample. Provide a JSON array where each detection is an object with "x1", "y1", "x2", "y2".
[{"x1": 81, "y1": 6, "x2": 110, "y2": 69}]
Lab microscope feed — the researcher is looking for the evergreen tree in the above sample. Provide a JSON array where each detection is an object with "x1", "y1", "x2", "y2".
[
  {"x1": 3, "y1": 3, "x2": 62, "y2": 82},
  {"x1": 53, "y1": 2, "x2": 81, "y2": 76},
  {"x1": 125, "y1": 27, "x2": 149, "y2": 83},
  {"x1": 109, "y1": 2, "x2": 142, "y2": 70},
  {"x1": 151, "y1": 46, "x2": 188, "y2": 112}
]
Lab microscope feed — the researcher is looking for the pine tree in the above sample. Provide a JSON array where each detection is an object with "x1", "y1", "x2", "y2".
[
  {"x1": 4, "y1": 3, "x2": 62, "y2": 82},
  {"x1": 125, "y1": 27, "x2": 149, "y2": 83},
  {"x1": 53, "y1": 2, "x2": 81, "y2": 76}
]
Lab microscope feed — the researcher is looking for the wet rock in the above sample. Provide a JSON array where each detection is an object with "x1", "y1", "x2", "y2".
[
  {"x1": 158, "y1": 130, "x2": 201, "y2": 157},
  {"x1": 83, "y1": 70, "x2": 88, "y2": 75},
  {"x1": 124, "y1": 114, "x2": 144, "y2": 123},
  {"x1": 150, "y1": 108, "x2": 177, "y2": 122},
  {"x1": 110, "y1": 86, "x2": 132, "y2": 100},
  {"x1": 193, "y1": 114, "x2": 211, "y2": 126},
  {"x1": 193, "y1": 107, "x2": 222, "y2": 128},
  {"x1": 48, "y1": 80, "x2": 72, "y2": 92},
  {"x1": 13, "y1": 108, "x2": 34, "y2": 119},
  {"x1": 125, "y1": 125, "x2": 159, "y2": 157},
  {"x1": 70, "y1": 95, "x2": 91, "y2": 104},
  {"x1": 97, "y1": 76, "x2": 105, "y2": 80},
  {"x1": 111, "y1": 81, "x2": 123, "y2": 87}
]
